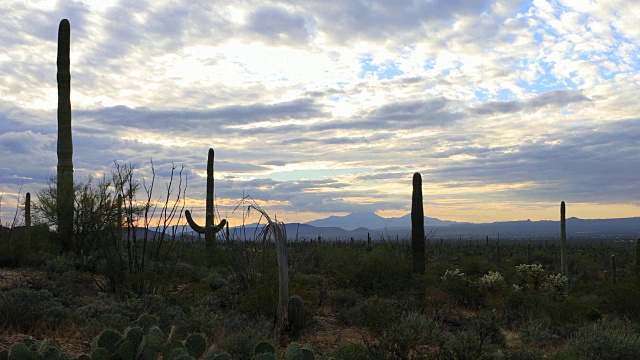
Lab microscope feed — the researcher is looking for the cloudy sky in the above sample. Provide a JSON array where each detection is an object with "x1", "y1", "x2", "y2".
[{"x1": 1, "y1": 0, "x2": 640, "y2": 227}]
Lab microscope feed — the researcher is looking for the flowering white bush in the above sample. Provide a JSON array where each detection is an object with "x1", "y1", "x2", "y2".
[
  {"x1": 515, "y1": 264, "x2": 546, "y2": 290},
  {"x1": 478, "y1": 271, "x2": 506, "y2": 292},
  {"x1": 542, "y1": 273, "x2": 568, "y2": 297}
]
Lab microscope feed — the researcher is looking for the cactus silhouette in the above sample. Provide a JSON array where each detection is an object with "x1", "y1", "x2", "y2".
[
  {"x1": 185, "y1": 148, "x2": 226, "y2": 265},
  {"x1": 560, "y1": 201, "x2": 569, "y2": 290},
  {"x1": 25, "y1": 192, "x2": 31, "y2": 227},
  {"x1": 611, "y1": 254, "x2": 617, "y2": 284},
  {"x1": 288, "y1": 295, "x2": 305, "y2": 338},
  {"x1": 412, "y1": 172, "x2": 425, "y2": 274},
  {"x1": 56, "y1": 19, "x2": 74, "y2": 252}
]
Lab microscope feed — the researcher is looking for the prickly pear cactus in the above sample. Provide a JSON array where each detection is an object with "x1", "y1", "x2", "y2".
[
  {"x1": 255, "y1": 353, "x2": 277, "y2": 360},
  {"x1": 93, "y1": 329, "x2": 122, "y2": 354},
  {"x1": 184, "y1": 333, "x2": 207, "y2": 359},
  {"x1": 254, "y1": 341, "x2": 276, "y2": 356},
  {"x1": 212, "y1": 353, "x2": 232, "y2": 360}
]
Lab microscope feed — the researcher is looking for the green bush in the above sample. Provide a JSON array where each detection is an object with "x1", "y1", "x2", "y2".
[
  {"x1": 380, "y1": 311, "x2": 434, "y2": 360},
  {"x1": 0, "y1": 288, "x2": 69, "y2": 331},
  {"x1": 331, "y1": 288, "x2": 363, "y2": 325},
  {"x1": 356, "y1": 296, "x2": 403, "y2": 335},
  {"x1": 502, "y1": 347, "x2": 545, "y2": 360},
  {"x1": 219, "y1": 331, "x2": 258, "y2": 360},
  {"x1": 441, "y1": 269, "x2": 481, "y2": 306},
  {"x1": 565, "y1": 321, "x2": 640, "y2": 360},
  {"x1": 518, "y1": 317, "x2": 560, "y2": 345},
  {"x1": 330, "y1": 342, "x2": 369, "y2": 360},
  {"x1": 0, "y1": 225, "x2": 57, "y2": 267}
]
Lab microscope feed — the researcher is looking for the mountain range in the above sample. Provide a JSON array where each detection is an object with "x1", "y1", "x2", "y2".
[
  {"x1": 160, "y1": 212, "x2": 640, "y2": 241},
  {"x1": 219, "y1": 212, "x2": 640, "y2": 241}
]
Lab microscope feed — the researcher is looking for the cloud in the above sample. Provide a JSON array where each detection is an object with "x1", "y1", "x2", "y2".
[
  {"x1": 74, "y1": 98, "x2": 327, "y2": 134},
  {"x1": 2, "y1": 0, "x2": 640, "y2": 223},
  {"x1": 471, "y1": 90, "x2": 591, "y2": 115},
  {"x1": 245, "y1": 6, "x2": 314, "y2": 45}
]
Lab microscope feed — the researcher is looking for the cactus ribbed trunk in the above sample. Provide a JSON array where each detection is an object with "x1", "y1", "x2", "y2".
[
  {"x1": 25, "y1": 192, "x2": 31, "y2": 228},
  {"x1": 560, "y1": 201, "x2": 569, "y2": 289},
  {"x1": 57, "y1": 19, "x2": 74, "y2": 253},
  {"x1": 411, "y1": 172, "x2": 425, "y2": 274},
  {"x1": 205, "y1": 148, "x2": 215, "y2": 259}
]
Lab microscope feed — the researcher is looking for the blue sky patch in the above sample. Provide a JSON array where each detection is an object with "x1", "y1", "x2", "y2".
[{"x1": 359, "y1": 55, "x2": 404, "y2": 80}]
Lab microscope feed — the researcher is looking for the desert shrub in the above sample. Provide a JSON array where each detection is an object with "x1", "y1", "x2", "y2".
[
  {"x1": 321, "y1": 246, "x2": 412, "y2": 297},
  {"x1": 502, "y1": 347, "x2": 545, "y2": 360},
  {"x1": 380, "y1": 311, "x2": 435, "y2": 360},
  {"x1": 441, "y1": 311, "x2": 505, "y2": 360},
  {"x1": 548, "y1": 346, "x2": 578, "y2": 360},
  {"x1": 564, "y1": 320, "x2": 640, "y2": 360},
  {"x1": 599, "y1": 280, "x2": 640, "y2": 320},
  {"x1": 540, "y1": 295, "x2": 596, "y2": 329},
  {"x1": 290, "y1": 273, "x2": 326, "y2": 319},
  {"x1": 219, "y1": 329, "x2": 266, "y2": 360},
  {"x1": 518, "y1": 317, "x2": 560, "y2": 345},
  {"x1": 330, "y1": 342, "x2": 370, "y2": 360},
  {"x1": 478, "y1": 271, "x2": 507, "y2": 293},
  {"x1": 356, "y1": 296, "x2": 403, "y2": 335},
  {"x1": 332, "y1": 288, "x2": 364, "y2": 325},
  {"x1": 44, "y1": 253, "x2": 77, "y2": 273},
  {"x1": 0, "y1": 225, "x2": 57, "y2": 267},
  {"x1": 459, "y1": 255, "x2": 495, "y2": 276},
  {"x1": 440, "y1": 331, "x2": 498, "y2": 360},
  {"x1": 352, "y1": 248, "x2": 413, "y2": 297},
  {"x1": 205, "y1": 269, "x2": 227, "y2": 290},
  {"x1": 441, "y1": 269, "x2": 481, "y2": 306},
  {"x1": 49, "y1": 270, "x2": 97, "y2": 301},
  {"x1": 0, "y1": 288, "x2": 69, "y2": 331}
]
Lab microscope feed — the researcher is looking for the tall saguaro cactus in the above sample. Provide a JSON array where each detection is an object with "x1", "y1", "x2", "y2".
[
  {"x1": 560, "y1": 201, "x2": 569, "y2": 289},
  {"x1": 185, "y1": 148, "x2": 227, "y2": 264},
  {"x1": 25, "y1": 192, "x2": 31, "y2": 228},
  {"x1": 57, "y1": 19, "x2": 74, "y2": 252},
  {"x1": 610, "y1": 254, "x2": 617, "y2": 284},
  {"x1": 412, "y1": 172, "x2": 425, "y2": 274}
]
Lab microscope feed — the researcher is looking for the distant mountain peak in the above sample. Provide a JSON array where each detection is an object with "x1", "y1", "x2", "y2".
[{"x1": 306, "y1": 212, "x2": 456, "y2": 231}]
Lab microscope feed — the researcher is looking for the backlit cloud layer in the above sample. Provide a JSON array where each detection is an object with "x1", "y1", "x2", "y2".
[{"x1": 2, "y1": 0, "x2": 640, "y2": 226}]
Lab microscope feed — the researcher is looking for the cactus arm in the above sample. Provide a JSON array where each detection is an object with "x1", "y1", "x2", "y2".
[
  {"x1": 185, "y1": 210, "x2": 206, "y2": 234},
  {"x1": 185, "y1": 210, "x2": 227, "y2": 234},
  {"x1": 213, "y1": 218, "x2": 227, "y2": 233}
]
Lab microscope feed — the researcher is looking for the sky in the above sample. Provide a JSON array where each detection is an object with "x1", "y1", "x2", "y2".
[{"x1": 1, "y1": 0, "x2": 640, "y2": 227}]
